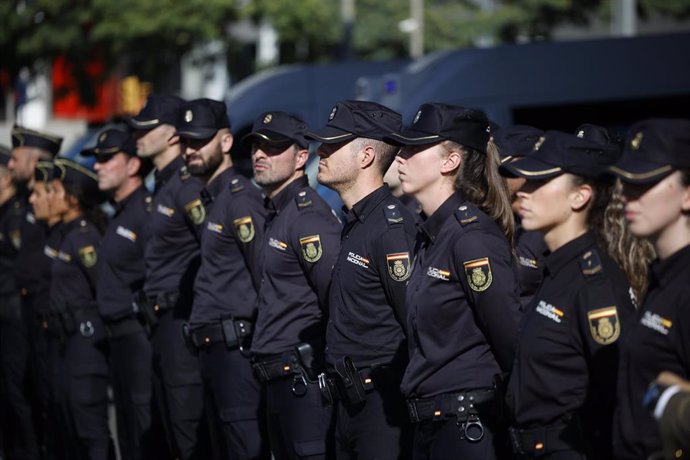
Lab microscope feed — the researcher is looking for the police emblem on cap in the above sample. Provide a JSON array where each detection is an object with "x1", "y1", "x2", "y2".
[
  {"x1": 329, "y1": 106, "x2": 337, "y2": 121},
  {"x1": 631, "y1": 132, "x2": 643, "y2": 150},
  {"x1": 587, "y1": 306, "x2": 620, "y2": 345},
  {"x1": 99, "y1": 132, "x2": 107, "y2": 143},
  {"x1": 413, "y1": 109, "x2": 422, "y2": 124},
  {"x1": 463, "y1": 257, "x2": 492, "y2": 292},
  {"x1": 299, "y1": 234, "x2": 322, "y2": 263},
  {"x1": 78, "y1": 245, "x2": 98, "y2": 268},
  {"x1": 533, "y1": 136, "x2": 546, "y2": 151},
  {"x1": 577, "y1": 130, "x2": 585, "y2": 138},
  {"x1": 233, "y1": 216, "x2": 255, "y2": 243},
  {"x1": 386, "y1": 252, "x2": 411, "y2": 282},
  {"x1": 184, "y1": 199, "x2": 206, "y2": 225},
  {"x1": 263, "y1": 113, "x2": 273, "y2": 124},
  {"x1": 185, "y1": 110, "x2": 193, "y2": 123}
]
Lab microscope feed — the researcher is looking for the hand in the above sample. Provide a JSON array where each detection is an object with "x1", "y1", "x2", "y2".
[{"x1": 656, "y1": 371, "x2": 690, "y2": 392}]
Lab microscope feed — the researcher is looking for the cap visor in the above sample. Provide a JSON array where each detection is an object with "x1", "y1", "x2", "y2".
[
  {"x1": 175, "y1": 128, "x2": 218, "y2": 140},
  {"x1": 499, "y1": 156, "x2": 563, "y2": 180},
  {"x1": 125, "y1": 117, "x2": 161, "y2": 130},
  {"x1": 80, "y1": 147, "x2": 96, "y2": 157},
  {"x1": 383, "y1": 127, "x2": 441, "y2": 146},
  {"x1": 242, "y1": 130, "x2": 294, "y2": 147},
  {"x1": 609, "y1": 156, "x2": 674, "y2": 184},
  {"x1": 305, "y1": 126, "x2": 355, "y2": 144}
]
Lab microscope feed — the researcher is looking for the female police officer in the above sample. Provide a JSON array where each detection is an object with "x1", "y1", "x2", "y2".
[
  {"x1": 50, "y1": 158, "x2": 112, "y2": 459},
  {"x1": 500, "y1": 130, "x2": 642, "y2": 459},
  {"x1": 387, "y1": 103, "x2": 521, "y2": 459},
  {"x1": 610, "y1": 119, "x2": 690, "y2": 459}
]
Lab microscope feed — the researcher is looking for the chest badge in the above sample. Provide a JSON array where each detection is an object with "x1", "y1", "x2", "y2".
[
  {"x1": 233, "y1": 216, "x2": 255, "y2": 243},
  {"x1": 184, "y1": 199, "x2": 206, "y2": 225},
  {"x1": 386, "y1": 252, "x2": 411, "y2": 281},
  {"x1": 587, "y1": 306, "x2": 620, "y2": 345},
  {"x1": 78, "y1": 245, "x2": 98, "y2": 268},
  {"x1": 463, "y1": 257, "x2": 492, "y2": 292},
  {"x1": 299, "y1": 234, "x2": 322, "y2": 263}
]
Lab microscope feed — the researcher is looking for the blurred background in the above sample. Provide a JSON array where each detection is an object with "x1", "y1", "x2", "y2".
[{"x1": 2, "y1": 0, "x2": 690, "y2": 173}]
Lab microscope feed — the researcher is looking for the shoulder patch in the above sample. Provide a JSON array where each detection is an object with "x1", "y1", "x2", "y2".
[
  {"x1": 386, "y1": 252, "x2": 411, "y2": 281},
  {"x1": 78, "y1": 245, "x2": 98, "y2": 268},
  {"x1": 587, "y1": 306, "x2": 620, "y2": 345},
  {"x1": 580, "y1": 250, "x2": 603, "y2": 276},
  {"x1": 179, "y1": 165, "x2": 191, "y2": 181},
  {"x1": 295, "y1": 190, "x2": 313, "y2": 209},
  {"x1": 383, "y1": 203, "x2": 404, "y2": 225},
  {"x1": 184, "y1": 199, "x2": 206, "y2": 225},
  {"x1": 9, "y1": 230, "x2": 21, "y2": 250},
  {"x1": 463, "y1": 257, "x2": 492, "y2": 292},
  {"x1": 454, "y1": 205, "x2": 478, "y2": 226},
  {"x1": 233, "y1": 216, "x2": 255, "y2": 243},
  {"x1": 299, "y1": 234, "x2": 322, "y2": 262},
  {"x1": 230, "y1": 178, "x2": 245, "y2": 193}
]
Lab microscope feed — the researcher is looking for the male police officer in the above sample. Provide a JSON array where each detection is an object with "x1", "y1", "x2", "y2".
[
  {"x1": 82, "y1": 129, "x2": 154, "y2": 460},
  {"x1": 126, "y1": 94, "x2": 207, "y2": 459},
  {"x1": 309, "y1": 100, "x2": 416, "y2": 458},
  {"x1": 248, "y1": 111, "x2": 341, "y2": 459},
  {"x1": 180, "y1": 98, "x2": 269, "y2": 459}
]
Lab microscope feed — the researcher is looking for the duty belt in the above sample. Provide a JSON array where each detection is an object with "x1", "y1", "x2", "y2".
[
  {"x1": 252, "y1": 351, "x2": 302, "y2": 382},
  {"x1": 148, "y1": 291, "x2": 180, "y2": 314},
  {"x1": 406, "y1": 387, "x2": 495, "y2": 423},
  {"x1": 184, "y1": 319, "x2": 253, "y2": 350},
  {"x1": 318, "y1": 359, "x2": 399, "y2": 406},
  {"x1": 509, "y1": 422, "x2": 581, "y2": 457}
]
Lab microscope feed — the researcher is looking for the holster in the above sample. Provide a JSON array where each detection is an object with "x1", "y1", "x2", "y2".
[
  {"x1": 132, "y1": 290, "x2": 158, "y2": 328},
  {"x1": 333, "y1": 356, "x2": 367, "y2": 405},
  {"x1": 52, "y1": 299, "x2": 76, "y2": 337},
  {"x1": 181, "y1": 322, "x2": 197, "y2": 356}
]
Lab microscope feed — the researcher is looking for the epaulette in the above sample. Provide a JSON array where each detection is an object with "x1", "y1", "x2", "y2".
[
  {"x1": 383, "y1": 203, "x2": 404, "y2": 225},
  {"x1": 230, "y1": 178, "x2": 245, "y2": 194},
  {"x1": 454, "y1": 204, "x2": 478, "y2": 226},
  {"x1": 580, "y1": 249, "x2": 603, "y2": 277},
  {"x1": 78, "y1": 219, "x2": 89, "y2": 233},
  {"x1": 295, "y1": 189, "x2": 313, "y2": 209},
  {"x1": 179, "y1": 165, "x2": 191, "y2": 181}
]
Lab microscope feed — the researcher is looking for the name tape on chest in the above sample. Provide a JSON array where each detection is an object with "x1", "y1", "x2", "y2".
[
  {"x1": 536, "y1": 300, "x2": 564, "y2": 324},
  {"x1": 115, "y1": 225, "x2": 137, "y2": 242},
  {"x1": 426, "y1": 266, "x2": 451, "y2": 281},
  {"x1": 156, "y1": 204, "x2": 175, "y2": 217},
  {"x1": 640, "y1": 311, "x2": 673, "y2": 336},
  {"x1": 269, "y1": 237, "x2": 288, "y2": 251},
  {"x1": 207, "y1": 222, "x2": 223, "y2": 234},
  {"x1": 347, "y1": 251, "x2": 370, "y2": 269}
]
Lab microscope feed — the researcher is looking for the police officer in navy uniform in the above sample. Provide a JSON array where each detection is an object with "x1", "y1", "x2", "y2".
[
  {"x1": 49, "y1": 158, "x2": 113, "y2": 459},
  {"x1": 308, "y1": 100, "x2": 416, "y2": 458},
  {"x1": 500, "y1": 131, "x2": 640, "y2": 459},
  {"x1": 249, "y1": 111, "x2": 341, "y2": 459},
  {"x1": 126, "y1": 94, "x2": 208, "y2": 459},
  {"x1": 492, "y1": 125, "x2": 547, "y2": 309},
  {"x1": 610, "y1": 119, "x2": 690, "y2": 460},
  {"x1": 388, "y1": 103, "x2": 521, "y2": 459},
  {"x1": 81, "y1": 128, "x2": 154, "y2": 460},
  {"x1": 180, "y1": 99, "x2": 269, "y2": 459}
]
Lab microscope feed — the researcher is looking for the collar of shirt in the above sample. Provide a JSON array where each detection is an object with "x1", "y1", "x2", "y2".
[
  {"x1": 649, "y1": 243, "x2": 690, "y2": 289},
  {"x1": 154, "y1": 155, "x2": 184, "y2": 191},
  {"x1": 543, "y1": 231, "x2": 596, "y2": 279},
  {"x1": 419, "y1": 191, "x2": 465, "y2": 243},
  {"x1": 266, "y1": 175, "x2": 309, "y2": 214},
  {"x1": 62, "y1": 214, "x2": 87, "y2": 234},
  {"x1": 342, "y1": 184, "x2": 392, "y2": 229},
  {"x1": 203, "y1": 166, "x2": 236, "y2": 204},
  {"x1": 112, "y1": 185, "x2": 146, "y2": 216}
]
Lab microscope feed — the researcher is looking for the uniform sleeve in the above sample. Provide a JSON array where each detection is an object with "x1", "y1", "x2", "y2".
[
  {"x1": 292, "y1": 208, "x2": 341, "y2": 312},
  {"x1": 176, "y1": 176, "x2": 206, "y2": 241},
  {"x1": 454, "y1": 228, "x2": 521, "y2": 373},
  {"x1": 73, "y1": 228, "x2": 102, "y2": 294},
  {"x1": 229, "y1": 191, "x2": 267, "y2": 291}
]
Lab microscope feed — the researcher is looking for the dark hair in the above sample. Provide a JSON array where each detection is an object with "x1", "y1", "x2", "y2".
[
  {"x1": 62, "y1": 181, "x2": 108, "y2": 234},
  {"x1": 349, "y1": 138, "x2": 400, "y2": 175}
]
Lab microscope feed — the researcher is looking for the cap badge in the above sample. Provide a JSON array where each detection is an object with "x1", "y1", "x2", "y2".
[
  {"x1": 99, "y1": 133, "x2": 107, "y2": 143},
  {"x1": 185, "y1": 110, "x2": 193, "y2": 123},
  {"x1": 631, "y1": 132, "x2": 643, "y2": 150},
  {"x1": 577, "y1": 130, "x2": 585, "y2": 138},
  {"x1": 534, "y1": 136, "x2": 546, "y2": 151},
  {"x1": 329, "y1": 106, "x2": 337, "y2": 121},
  {"x1": 263, "y1": 113, "x2": 273, "y2": 124},
  {"x1": 413, "y1": 110, "x2": 422, "y2": 124}
]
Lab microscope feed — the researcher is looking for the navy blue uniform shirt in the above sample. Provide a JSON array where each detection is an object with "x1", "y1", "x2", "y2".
[
  {"x1": 0, "y1": 195, "x2": 23, "y2": 296},
  {"x1": 97, "y1": 186, "x2": 151, "y2": 321},
  {"x1": 614, "y1": 244, "x2": 690, "y2": 460},
  {"x1": 189, "y1": 167, "x2": 266, "y2": 325},
  {"x1": 144, "y1": 155, "x2": 205, "y2": 308},
  {"x1": 15, "y1": 191, "x2": 48, "y2": 294},
  {"x1": 514, "y1": 222, "x2": 547, "y2": 309},
  {"x1": 506, "y1": 232, "x2": 635, "y2": 456},
  {"x1": 251, "y1": 176, "x2": 341, "y2": 356},
  {"x1": 50, "y1": 217, "x2": 101, "y2": 310},
  {"x1": 325, "y1": 185, "x2": 416, "y2": 368},
  {"x1": 400, "y1": 192, "x2": 521, "y2": 398}
]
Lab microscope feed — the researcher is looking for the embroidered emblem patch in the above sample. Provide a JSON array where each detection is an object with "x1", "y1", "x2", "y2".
[
  {"x1": 299, "y1": 235, "x2": 322, "y2": 263},
  {"x1": 463, "y1": 257, "x2": 492, "y2": 292},
  {"x1": 78, "y1": 245, "x2": 98, "y2": 268},
  {"x1": 386, "y1": 252, "x2": 411, "y2": 281},
  {"x1": 9, "y1": 229, "x2": 21, "y2": 250},
  {"x1": 233, "y1": 216, "x2": 255, "y2": 243},
  {"x1": 184, "y1": 199, "x2": 206, "y2": 225},
  {"x1": 587, "y1": 306, "x2": 620, "y2": 345}
]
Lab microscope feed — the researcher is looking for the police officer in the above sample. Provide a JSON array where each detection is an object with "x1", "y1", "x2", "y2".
[
  {"x1": 492, "y1": 125, "x2": 547, "y2": 309},
  {"x1": 388, "y1": 103, "x2": 521, "y2": 459},
  {"x1": 500, "y1": 131, "x2": 639, "y2": 459},
  {"x1": 125, "y1": 94, "x2": 207, "y2": 459},
  {"x1": 49, "y1": 158, "x2": 113, "y2": 459},
  {"x1": 609, "y1": 119, "x2": 690, "y2": 459},
  {"x1": 81, "y1": 128, "x2": 154, "y2": 460},
  {"x1": 180, "y1": 99, "x2": 269, "y2": 459},
  {"x1": 308, "y1": 100, "x2": 416, "y2": 458},
  {"x1": 249, "y1": 111, "x2": 341, "y2": 459}
]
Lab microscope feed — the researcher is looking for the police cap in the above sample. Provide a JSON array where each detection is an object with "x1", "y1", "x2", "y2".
[
  {"x1": 492, "y1": 125, "x2": 544, "y2": 165},
  {"x1": 384, "y1": 102, "x2": 490, "y2": 154},
  {"x1": 81, "y1": 129, "x2": 137, "y2": 158},
  {"x1": 242, "y1": 111, "x2": 309, "y2": 149},
  {"x1": 53, "y1": 158, "x2": 106, "y2": 204},
  {"x1": 575, "y1": 123, "x2": 621, "y2": 147},
  {"x1": 11, "y1": 125, "x2": 63, "y2": 157},
  {"x1": 125, "y1": 94, "x2": 184, "y2": 131},
  {"x1": 610, "y1": 118, "x2": 690, "y2": 184},
  {"x1": 305, "y1": 100, "x2": 402, "y2": 144},
  {"x1": 34, "y1": 161, "x2": 54, "y2": 183},
  {"x1": 175, "y1": 98, "x2": 231, "y2": 140},
  {"x1": 500, "y1": 130, "x2": 620, "y2": 180}
]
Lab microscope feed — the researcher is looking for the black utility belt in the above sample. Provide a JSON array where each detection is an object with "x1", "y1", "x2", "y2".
[
  {"x1": 509, "y1": 422, "x2": 580, "y2": 457},
  {"x1": 182, "y1": 318, "x2": 252, "y2": 351},
  {"x1": 35, "y1": 311, "x2": 62, "y2": 332},
  {"x1": 253, "y1": 343, "x2": 320, "y2": 397},
  {"x1": 54, "y1": 305, "x2": 99, "y2": 338},
  {"x1": 132, "y1": 290, "x2": 180, "y2": 329},
  {"x1": 406, "y1": 387, "x2": 496, "y2": 423},
  {"x1": 317, "y1": 357, "x2": 395, "y2": 407}
]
